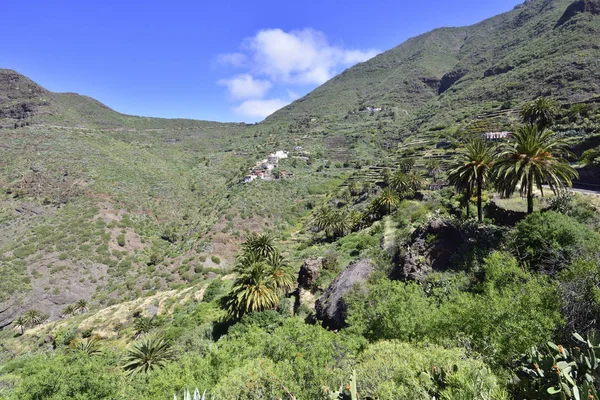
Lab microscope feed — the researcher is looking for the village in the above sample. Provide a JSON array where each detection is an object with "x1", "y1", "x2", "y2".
[{"x1": 243, "y1": 149, "x2": 297, "y2": 183}]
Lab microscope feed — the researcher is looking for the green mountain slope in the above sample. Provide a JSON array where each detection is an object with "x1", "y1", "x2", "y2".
[
  {"x1": 2, "y1": 0, "x2": 600, "y2": 331},
  {"x1": 268, "y1": 0, "x2": 600, "y2": 126}
]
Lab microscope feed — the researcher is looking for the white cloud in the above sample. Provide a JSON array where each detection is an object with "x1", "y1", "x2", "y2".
[
  {"x1": 218, "y1": 74, "x2": 272, "y2": 100},
  {"x1": 234, "y1": 98, "x2": 290, "y2": 119},
  {"x1": 216, "y1": 52, "x2": 247, "y2": 67},
  {"x1": 217, "y1": 28, "x2": 379, "y2": 120},
  {"x1": 244, "y1": 28, "x2": 379, "y2": 84}
]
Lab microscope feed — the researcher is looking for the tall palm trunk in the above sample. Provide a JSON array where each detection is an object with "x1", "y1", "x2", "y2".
[
  {"x1": 465, "y1": 185, "x2": 471, "y2": 219},
  {"x1": 477, "y1": 176, "x2": 483, "y2": 223},
  {"x1": 527, "y1": 171, "x2": 534, "y2": 214}
]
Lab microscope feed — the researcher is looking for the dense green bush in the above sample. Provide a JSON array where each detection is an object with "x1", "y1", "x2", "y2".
[
  {"x1": 355, "y1": 341, "x2": 508, "y2": 400},
  {"x1": 511, "y1": 211, "x2": 600, "y2": 273},
  {"x1": 7, "y1": 353, "x2": 124, "y2": 399},
  {"x1": 347, "y1": 253, "x2": 562, "y2": 365}
]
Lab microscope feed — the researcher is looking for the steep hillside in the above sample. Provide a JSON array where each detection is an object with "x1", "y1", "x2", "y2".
[
  {"x1": 268, "y1": 0, "x2": 600, "y2": 127},
  {"x1": 0, "y1": 70, "x2": 354, "y2": 329},
  {"x1": 2, "y1": 0, "x2": 600, "y2": 336}
]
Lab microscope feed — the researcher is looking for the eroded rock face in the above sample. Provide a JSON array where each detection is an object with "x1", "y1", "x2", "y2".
[
  {"x1": 315, "y1": 259, "x2": 375, "y2": 330},
  {"x1": 298, "y1": 258, "x2": 322, "y2": 289},
  {"x1": 438, "y1": 69, "x2": 469, "y2": 94},
  {"x1": 556, "y1": 0, "x2": 600, "y2": 27},
  {"x1": 393, "y1": 219, "x2": 463, "y2": 282}
]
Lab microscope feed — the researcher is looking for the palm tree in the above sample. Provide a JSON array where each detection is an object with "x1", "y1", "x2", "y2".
[
  {"x1": 374, "y1": 188, "x2": 400, "y2": 215},
  {"x1": 23, "y1": 309, "x2": 47, "y2": 327},
  {"x1": 494, "y1": 124, "x2": 578, "y2": 214},
  {"x1": 407, "y1": 170, "x2": 424, "y2": 192},
  {"x1": 447, "y1": 138, "x2": 495, "y2": 222},
  {"x1": 425, "y1": 159, "x2": 443, "y2": 183},
  {"x1": 390, "y1": 170, "x2": 413, "y2": 197},
  {"x1": 242, "y1": 233, "x2": 276, "y2": 259},
  {"x1": 313, "y1": 206, "x2": 337, "y2": 239},
  {"x1": 12, "y1": 315, "x2": 27, "y2": 335},
  {"x1": 265, "y1": 250, "x2": 295, "y2": 296},
  {"x1": 123, "y1": 335, "x2": 175, "y2": 375},
  {"x1": 74, "y1": 299, "x2": 88, "y2": 314},
  {"x1": 520, "y1": 97, "x2": 559, "y2": 131},
  {"x1": 61, "y1": 305, "x2": 75, "y2": 318},
  {"x1": 226, "y1": 245, "x2": 294, "y2": 319},
  {"x1": 226, "y1": 260, "x2": 279, "y2": 319}
]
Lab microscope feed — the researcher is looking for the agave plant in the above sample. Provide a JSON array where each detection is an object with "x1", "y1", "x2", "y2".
[
  {"x1": 173, "y1": 388, "x2": 212, "y2": 400},
  {"x1": 75, "y1": 337, "x2": 102, "y2": 356},
  {"x1": 123, "y1": 335, "x2": 175, "y2": 375}
]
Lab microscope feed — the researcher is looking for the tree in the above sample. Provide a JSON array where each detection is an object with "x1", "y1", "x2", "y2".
[
  {"x1": 123, "y1": 335, "x2": 175, "y2": 375},
  {"x1": 494, "y1": 124, "x2": 578, "y2": 214},
  {"x1": 312, "y1": 207, "x2": 352, "y2": 239},
  {"x1": 390, "y1": 170, "x2": 413, "y2": 197},
  {"x1": 398, "y1": 158, "x2": 415, "y2": 173},
  {"x1": 61, "y1": 305, "x2": 75, "y2": 318},
  {"x1": 74, "y1": 299, "x2": 88, "y2": 314},
  {"x1": 520, "y1": 97, "x2": 559, "y2": 131},
  {"x1": 226, "y1": 257, "x2": 280, "y2": 319},
  {"x1": 226, "y1": 237, "x2": 294, "y2": 319},
  {"x1": 374, "y1": 188, "x2": 400, "y2": 215},
  {"x1": 447, "y1": 138, "x2": 494, "y2": 222},
  {"x1": 13, "y1": 315, "x2": 27, "y2": 335},
  {"x1": 241, "y1": 233, "x2": 275, "y2": 259},
  {"x1": 23, "y1": 309, "x2": 48, "y2": 327},
  {"x1": 133, "y1": 316, "x2": 155, "y2": 338},
  {"x1": 425, "y1": 159, "x2": 443, "y2": 183}
]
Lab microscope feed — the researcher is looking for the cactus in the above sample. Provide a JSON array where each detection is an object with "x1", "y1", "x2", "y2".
[
  {"x1": 327, "y1": 370, "x2": 359, "y2": 400},
  {"x1": 510, "y1": 332, "x2": 600, "y2": 399}
]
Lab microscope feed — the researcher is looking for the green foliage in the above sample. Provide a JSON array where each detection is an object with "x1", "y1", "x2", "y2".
[
  {"x1": 447, "y1": 137, "x2": 494, "y2": 222},
  {"x1": 312, "y1": 206, "x2": 354, "y2": 239},
  {"x1": 347, "y1": 253, "x2": 562, "y2": 365},
  {"x1": 7, "y1": 352, "x2": 123, "y2": 399},
  {"x1": 580, "y1": 146, "x2": 600, "y2": 167},
  {"x1": 210, "y1": 256, "x2": 221, "y2": 265},
  {"x1": 558, "y1": 258, "x2": 600, "y2": 334},
  {"x1": 123, "y1": 335, "x2": 175, "y2": 375},
  {"x1": 74, "y1": 337, "x2": 102, "y2": 356},
  {"x1": 116, "y1": 233, "x2": 126, "y2": 247},
  {"x1": 520, "y1": 97, "x2": 559, "y2": 130},
  {"x1": 510, "y1": 332, "x2": 600, "y2": 399},
  {"x1": 494, "y1": 125, "x2": 578, "y2": 214},
  {"x1": 225, "y1": 237, "x2": 294, "y2": 319},
  {"x1": 202, "y1": 279, "x2": 224, "y2": 303},
  {"x1": 353, "y1": 341, "x2": 507, "y2": 400},
  {"x1": 512, "y1": 211, "x2": 600, "y2": 273}
]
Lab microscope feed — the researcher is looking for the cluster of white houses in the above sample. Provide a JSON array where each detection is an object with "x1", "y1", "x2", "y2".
[
  {"x1": 483, "y1": 131, "x2": 512, "y2": 140},
  {"x1": 243, "y1": 150, "x2": 289, "y2": 183}
]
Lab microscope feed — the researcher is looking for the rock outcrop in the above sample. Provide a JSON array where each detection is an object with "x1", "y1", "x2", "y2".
[
  {"x1": 298, "y1": 258, "x2": 322, "y2": 289},
  {"x1": 315, "y1": 259, "x2": 375, "y2": 330},
  {"x1": 393, "y1": 219, "x2": 463, "y2": 282}
]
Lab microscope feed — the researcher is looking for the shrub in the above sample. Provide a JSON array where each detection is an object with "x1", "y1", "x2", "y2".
[
  {"x1": 355, "y1": 341, "x2": 507, "y2": 400},
  {"x1": 202, "y1": 279, "x2": 224, "y2": 303},
  {"x1": 211, "y1": 256, "x2": 221, "y2": 265},
  {"x1": 511, "y1": 211, "x2": 600, "y2": 273},
  {"x1": 116, "y1": 234, "x2": 125, "y2": 247}
]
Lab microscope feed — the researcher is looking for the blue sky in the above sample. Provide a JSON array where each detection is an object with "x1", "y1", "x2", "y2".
[{"x1": 0, "y1": 0, "x2": 521, "y2": 122}]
